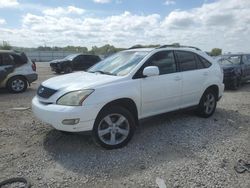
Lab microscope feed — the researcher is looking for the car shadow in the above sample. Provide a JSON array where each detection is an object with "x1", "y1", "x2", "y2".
[
  {"x1": 0, "y1": 87, "x2": 37, "y2": 95},
  {"x1": 42, "y1": 107, "x2": 249, "y2": 179},
  {"x1": 224, "y1": 81, "x2": 250, "y2": 92}
]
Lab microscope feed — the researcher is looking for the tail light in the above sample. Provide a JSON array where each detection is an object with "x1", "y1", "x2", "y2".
[{"x1": 32, "y1": 62, "x2": 36, "y2": 71}]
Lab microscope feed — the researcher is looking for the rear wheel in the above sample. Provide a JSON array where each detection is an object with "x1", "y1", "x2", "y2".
[
  {"x1": 7, "y1": 76, "x2": 27, "y2": 93},
  {"x1": 93, "y1": 106, "x2": 135, "y2": 149},
  {"x1": 196, "y1": 89, "x2": 217, "y2": 118}
]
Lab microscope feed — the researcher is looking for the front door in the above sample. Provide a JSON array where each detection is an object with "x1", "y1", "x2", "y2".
[{"x1": 140, "y1": 50, "x2": 182, "y2": 118}]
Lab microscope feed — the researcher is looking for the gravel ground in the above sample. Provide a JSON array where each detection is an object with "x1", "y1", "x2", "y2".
[{"x1": 0, "y1": 62, "x2": 249, "y2": 188}]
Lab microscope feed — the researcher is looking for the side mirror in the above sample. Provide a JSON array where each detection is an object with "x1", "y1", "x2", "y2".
[{"x1": 143, "y1": 66, "x2": 159, "y2": 77}]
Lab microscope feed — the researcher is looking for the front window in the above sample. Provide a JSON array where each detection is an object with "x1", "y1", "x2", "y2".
[
  {"x1": 88, "y1": 51, "x2": 149, "y2": 76},
  {"x1": 64, "y1": 54, "x2": 79, "y2": 61}
]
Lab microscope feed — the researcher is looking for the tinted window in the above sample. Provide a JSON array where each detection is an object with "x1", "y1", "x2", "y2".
[
  {"x1": 198, "y1": 55, "x2": 212, "y2": 68},
  {"x1": 175, "y1": 51, "x2": 196, "y2": 71},
  {"x1": 0, "y1": 54, "x2": 2, "y2": 65},
  {"x1": 196, "y1": 55, "x2": 204, "y2": 69},
  {"x1": 89, "y1": 56, "x2": 100, "y2": 63},
  {"x1": 147, "y1": 51, "x2": 176, "y2": 75},
  {"x1": 11, "y1": 54, "x2": 25, "y2": 65},
  {"x1": 2, "y1": 54, "x2": 14, "y2": 65},
  {"x1": 242, "y1": 55, "x2": 250, "y2": 64}
]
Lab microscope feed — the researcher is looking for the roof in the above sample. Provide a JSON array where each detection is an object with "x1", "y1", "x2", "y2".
[
  {"x1": 125, "y1": 48, "x2": 155, "y2": 52},
  {"x1": 0, "y1": 50, "x2": 14, "y2": 53}
]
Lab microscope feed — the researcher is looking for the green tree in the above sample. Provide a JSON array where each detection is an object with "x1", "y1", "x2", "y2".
[
  {"x1": 0, "y1": 41, "x2": 12, "y2": 50},
  {"x1": 210, "y1": 48, "x2": 222, "y2": 56}
]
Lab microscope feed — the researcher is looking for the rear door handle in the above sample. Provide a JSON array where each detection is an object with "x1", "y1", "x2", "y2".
[{"x1": 203, "y1": 72, "x2": 208, "y2": 76}]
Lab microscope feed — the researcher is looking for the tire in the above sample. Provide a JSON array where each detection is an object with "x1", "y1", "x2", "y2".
[
  {"x1": 93, "y1": 106, "x2": 136, "y2": 149},
  {"x1": 196, "y1": 89, "x2": 217, "y2": 118},
  {"x1": 55, "y1": 70, "x2": 61, "y2": 74},
  {"x1": 64, "y1": 66, "x2": 73, "y2": 74},
  {"x1": 7, "y1": 76, "x2": 28, "y2": 93}
]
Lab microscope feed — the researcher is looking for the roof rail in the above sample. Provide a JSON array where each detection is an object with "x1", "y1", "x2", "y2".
[{"x1": 157, "y1": 45, "x2": 201, "y2": 51}]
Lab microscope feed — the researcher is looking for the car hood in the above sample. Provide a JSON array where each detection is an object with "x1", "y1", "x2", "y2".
[{"x1": 42, "y1": 71, "x2": 122, "y2": 90}]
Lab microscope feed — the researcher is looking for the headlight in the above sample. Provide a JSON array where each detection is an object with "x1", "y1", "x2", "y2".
[{"x1": 57, "y1": 90, "x2": 94, "y2": 106}]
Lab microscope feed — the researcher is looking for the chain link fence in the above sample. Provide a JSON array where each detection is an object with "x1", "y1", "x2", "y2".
[{"x1": 24, "y1": 51, "x2": 78, "y2": 62}]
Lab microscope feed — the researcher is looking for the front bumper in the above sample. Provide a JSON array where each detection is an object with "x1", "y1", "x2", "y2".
[{"x1": 32, "y1": 96, "x2": 101, "y2": 132}]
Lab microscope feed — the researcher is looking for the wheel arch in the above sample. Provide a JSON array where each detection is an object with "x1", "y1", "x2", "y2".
[
  {"x1": 97, "y1": 98, "x2": 139, "y2": 125},
  {"x1": 203, "y1": 84, "x2": 219, "y2": 100},
  {"x1": 6, "y1": 75, "x2": 28, "y2": 87}
]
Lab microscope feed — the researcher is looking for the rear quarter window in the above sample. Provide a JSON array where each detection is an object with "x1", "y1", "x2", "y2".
[
  {"x1": 11, "y1": 54, "x2": 26, "y2": 65},
  {"x1": 197, "y1": 55, "x2": 212, "y2": 68}
]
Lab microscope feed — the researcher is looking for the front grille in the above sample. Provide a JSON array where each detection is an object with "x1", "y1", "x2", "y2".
[{"x1": 37, "y1": 85, "x2": 57, "y2": 98}]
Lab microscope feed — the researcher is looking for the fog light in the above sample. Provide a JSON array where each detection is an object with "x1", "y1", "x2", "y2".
[{"x1": 62, "y1": 118, "x2": 80, "y2": 125}]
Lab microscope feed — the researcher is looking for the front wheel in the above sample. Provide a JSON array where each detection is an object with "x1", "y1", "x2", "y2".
[
  {"x1": 196, "y1": 89, "x2": 217, "y2": 118},
  {"x1": 93, "y1": 106, "x2": 136, "y2": 149},
  {"x1": 64, "y1": 66, "x2": 73, "y2": 74}
]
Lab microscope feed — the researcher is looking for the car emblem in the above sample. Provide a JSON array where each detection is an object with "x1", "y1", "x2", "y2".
[{"x1": 38, "y1": 87, "x2": 45, "y2": 94}]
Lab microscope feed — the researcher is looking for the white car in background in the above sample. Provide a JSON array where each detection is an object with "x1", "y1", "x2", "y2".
[
  {"x1": 32, "y1": 46, "x2": 224, "y2": 149},
  {"x1": 0, "y1": 50, "x2": 37, "y2": 93}
]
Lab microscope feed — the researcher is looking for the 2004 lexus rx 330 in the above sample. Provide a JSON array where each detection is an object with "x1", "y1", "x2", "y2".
[{"x1": 32, "y1": 46, "x2": 224, "y2": 149}]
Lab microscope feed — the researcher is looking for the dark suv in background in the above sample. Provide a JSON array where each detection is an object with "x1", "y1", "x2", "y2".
[
  {"x1": 50, "y1": 54, "x2": 101, "y2": 74},
  {"x1": 218, "y1": 54, "x2": 250, "y2": 89}
]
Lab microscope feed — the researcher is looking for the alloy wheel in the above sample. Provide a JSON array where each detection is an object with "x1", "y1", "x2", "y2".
[{"x1": 97, "y1": 113, "x2": 130, "y2": 146}]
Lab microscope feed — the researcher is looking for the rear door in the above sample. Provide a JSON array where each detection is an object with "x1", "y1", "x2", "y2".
[
  {"x1": 0, "y1": 53, "x2": 15, "y2": 83},
  {"x1": 175, "y1": 50, "x2": 210, "y2": 108},
  {"x1": 139, "y1": 50, "x2": 182, "y2": 117},
  {"x1": 83, "y1": 55, "x2": 99, "y2": 70}
]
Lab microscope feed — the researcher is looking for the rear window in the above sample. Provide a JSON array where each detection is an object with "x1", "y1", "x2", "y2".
[
  {"x1": 2, "y1": 54, "x2": 14, "y2": 65},
  {"x1": 175, "y1": 51, "x2": 197, "y2": 71}
]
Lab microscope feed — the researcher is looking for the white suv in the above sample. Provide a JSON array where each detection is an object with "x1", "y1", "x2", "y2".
[{"x1": 32, "y1": 46, "x2": 224, "y2": 149}]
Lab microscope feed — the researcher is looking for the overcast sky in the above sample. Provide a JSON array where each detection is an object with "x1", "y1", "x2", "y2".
[{"x1": 0, "y1": 0, "x2": 249, "y2": 52}]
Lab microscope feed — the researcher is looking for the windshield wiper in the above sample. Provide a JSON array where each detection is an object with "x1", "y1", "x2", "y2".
[{"x1": 89, "y1": 70, "x2": 116, "y2": 76}]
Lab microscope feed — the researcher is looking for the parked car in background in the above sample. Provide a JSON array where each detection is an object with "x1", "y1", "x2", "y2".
[
  {"x1": 50, "y1": 54, "x2": 101, "y2": 74},
  {"x1": 218, "y1": 54, "x2": 250, "y2": 89},
  {"x1": 0, "y1": 50, "x2": 37, "y2": 93},
  {"x1": 33, "y1": 46, "x2": 224, "y2": 149}
]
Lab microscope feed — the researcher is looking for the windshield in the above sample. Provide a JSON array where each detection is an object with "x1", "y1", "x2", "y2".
[
  {"x1": 219, "y1": 55, "x2": 241, "y2": 65},
  {"x1": 64, "y1": 54, "x2": 78, "y2": 60},
  {"x1": 88, "y1": 51, "x2": 149, "y2": 76}
]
